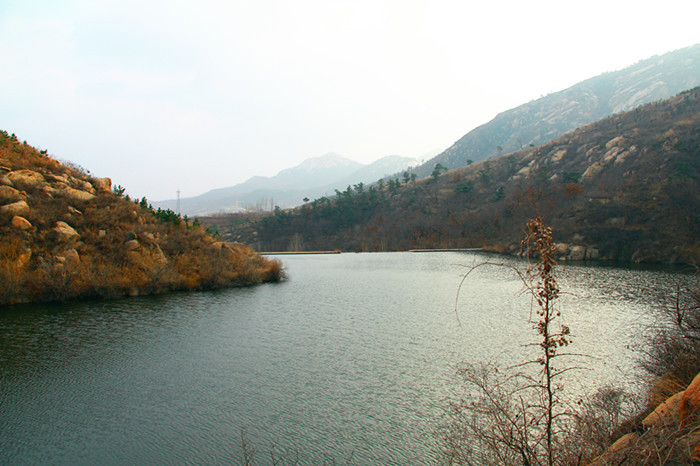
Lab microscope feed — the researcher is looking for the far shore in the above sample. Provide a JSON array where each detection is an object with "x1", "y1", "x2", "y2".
[{"x1": 259, "y1": 248, "x2": 483, "y2": 255}]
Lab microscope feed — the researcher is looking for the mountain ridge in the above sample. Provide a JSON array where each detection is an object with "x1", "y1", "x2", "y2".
[
  {"x1": 411, "y1": 43, "x2": 700, "y2": 179},
  {"x1": 154, "y1": 153, "x2": 418, "y2": 216}
]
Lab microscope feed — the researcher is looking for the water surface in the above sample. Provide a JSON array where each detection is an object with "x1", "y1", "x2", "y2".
[{"x1": 0, "y1": 252, "x2": 689, "y2": 464}]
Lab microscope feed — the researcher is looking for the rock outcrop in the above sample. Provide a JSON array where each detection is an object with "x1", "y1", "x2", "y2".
[
  {"x1": 0, "y1": 185, "x2": 23, "y2": 202},
  {"x1": 592, "y1": 372, "x2": 700, "y2": 464},
  {"x1": 53, "y1": 221, "x2": 80, "y2": 240},
  {"x1": 59, "y1": 186, "x2": 96, "y2": 201},
  {"x1": 92, "y1": 177, "x2": 111, "y2": 193},
  {"x1": 7, "y1": 169, "x2": 44, "y2": 188},
  {"x1": 680, "y1": 372, "x2": 700, "y2": 429},
  {"x1": 10, "y1": 216, "x2": 32, "y2": 230},
  {"x1": 0, "y1": 200, "x2": 30, "y2": 216}
]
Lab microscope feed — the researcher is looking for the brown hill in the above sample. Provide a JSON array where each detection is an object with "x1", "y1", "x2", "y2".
[
  {"x1": 211, "y1": 88, "x2": 699, "y2": 264},
  {"x1": 0, "y1": 132, "x2": 282, "y2": 306}
]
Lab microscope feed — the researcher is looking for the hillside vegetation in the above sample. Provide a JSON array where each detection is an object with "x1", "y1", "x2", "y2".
[
  {"x1": 0, "y1": 132, "x2": 282, "y2": 306},
  {"x1": 211, "y1": 88, "x2": 700, "y2": 264}
]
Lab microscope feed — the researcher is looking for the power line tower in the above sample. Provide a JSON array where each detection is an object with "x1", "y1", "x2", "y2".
[{"x1": 176, "y1": 189, "x2": 180, "y2": 215}]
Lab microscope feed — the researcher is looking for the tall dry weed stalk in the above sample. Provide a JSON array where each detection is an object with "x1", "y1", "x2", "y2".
[
  {"x1": 522, "y1": 217, "x2": 571, "y2": 465},
  {"x1": 443, "y1": 217, "x2": 577, "y2": 465}
]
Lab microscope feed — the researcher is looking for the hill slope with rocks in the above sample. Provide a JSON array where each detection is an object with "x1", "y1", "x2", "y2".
[
  {"x1": 0, "y1": 131, "x2": 282, "y2": 306},
  {"x1": 216, "y1": 88, "x2": 699, "y2": 264},
  {"x1": 412, "y1": 43, "x2": 700, "y2": 179}
]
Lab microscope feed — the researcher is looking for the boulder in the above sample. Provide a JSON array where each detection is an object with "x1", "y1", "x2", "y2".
[
  {"x1": 602, "y1": 146, "x2": 622, "y2": 164},
  {"x1": 15, "y1": 248, "x2": 32, "y2": 270},
  {"x1": 10, "y1": 216, "x2": 32, "y2": 230},
  {"x1": 57, "y1": 249, "x2": 80, "y2": 266},
  {"x1": 92, "y1": 177, "x2": 112, "y2": 193},
  {"x1": 569, "y1": 245, "x2": 586, "y2": 261},
  {"x1": 585, "y1": 247, "x2": 600, "y2": 260},
  {"x1": 554, "y1": 243, "x2": 570, "y2": 257},
  {"x1": 608, "y1": 432, "x2": 639, "y2": 452},
  {"x1": 550, "y1": 149, "x2": 567, "y2": 163},
  {"x1": 593, "y1": 432, "x2": 639, "y2": 465},
  {"x1": 59, "y1": 187, "x2": 96, "y2": 201},
  {"x1": 680, "y1": 372, "x2": 700, "y2": 428},
  {"x1": 71, "y1": 178, "x2": 95, "y2": 193},
  {"x1": 98, "y1": 230, "x2": 107, "y2": 238},
  {"x1": 0, "y1": 174, "x2": 12, "y2": 186},
  {"x1": 0, "y1": 185, "x2": 23, "y2": 203},
  {"x1": 581, "y1": 162, "x2": 604, "y2": 183},
  {"x1": 605, "y1": 135, "x2": 626, "y2": 149},
  {"x1": 124, "y1": 239, "x2": 140, "y2": 251},
  {"x1": 42, "y1": 185, "x2": 57, "y2": 197},
  {"x1": 643, "y1": 391, "x2": 683, "y2": 428},
  {"x1": 517, "y1": 166, "x2": 531, "y2": 176},
  {"x1": 53, "y1": 221, "x2": 80, "y2": 240},
  {"x1": 7, "y1": 169, "x2": 45, "y2": 188},
  {"x1": 46, "y1": 173, "x2": 69, "y2": 184},
  {"x1": 1, "y1": 200, "x2": 30, "y2": 216}
]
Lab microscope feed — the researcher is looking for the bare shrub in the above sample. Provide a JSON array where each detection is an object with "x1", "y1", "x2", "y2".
[{"x1": 561, "y1": 386, "x2": 640, "y2": 464}]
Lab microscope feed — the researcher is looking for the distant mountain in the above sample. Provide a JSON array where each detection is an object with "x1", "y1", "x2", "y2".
[
  {"x1": 264, "y1": 152, "x2": 363, "y2": 191},
  {"x1": 219, "y1": 87, "x2": 700, "y2": 264},
  {"x1": 333, "y1": 155, "x2": 420, "y2": 189},
  {"x1": 154, "y1": 153, "x2": 418, "y2": 216},
  {"x1": 413, "y1": 43, "x2": 700, "y2": 178}
]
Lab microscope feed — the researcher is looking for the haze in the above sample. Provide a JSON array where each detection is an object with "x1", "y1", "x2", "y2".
[{"x1": 1, "y1": 0, "x2": 698, "y2": 201}]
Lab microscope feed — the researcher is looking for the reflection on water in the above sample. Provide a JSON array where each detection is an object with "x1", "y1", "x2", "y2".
[{"x1": 0, "y1": 252, "x2": 692, "y2": 464}]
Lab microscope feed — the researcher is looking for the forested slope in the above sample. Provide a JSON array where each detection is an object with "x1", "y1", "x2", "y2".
[{"x1": 215, "y1": 88, "x2": 699, "y2": 264}]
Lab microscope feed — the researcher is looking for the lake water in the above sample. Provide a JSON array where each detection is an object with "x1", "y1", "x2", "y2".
[{"x1": 0, "y1": 252, "x2": 691, "y2": 464}]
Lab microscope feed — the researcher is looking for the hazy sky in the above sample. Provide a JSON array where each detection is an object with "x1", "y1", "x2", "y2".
[{"x1": 1, "y1": 1, "x2": 698, "y2": 201}]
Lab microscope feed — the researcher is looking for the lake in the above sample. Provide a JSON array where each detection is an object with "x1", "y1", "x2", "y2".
[{"x1": 0, "y1": 251, "x2": 690, "y2": 464}]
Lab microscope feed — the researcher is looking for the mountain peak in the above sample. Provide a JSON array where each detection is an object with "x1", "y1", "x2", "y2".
[{"x1": 288, "y1": 152, "x2": 362, "y2": 174}]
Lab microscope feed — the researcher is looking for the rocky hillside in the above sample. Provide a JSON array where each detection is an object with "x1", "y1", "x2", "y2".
[
  {"x1": 217, "y1": 87, "x2": 699, "y2": 264},
  {"x1": 412, "y1": 43, "x2": 699, "y2": 179},
  {"x1": 0, "y1": 131, "x2": 282, "y2": 306}
]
